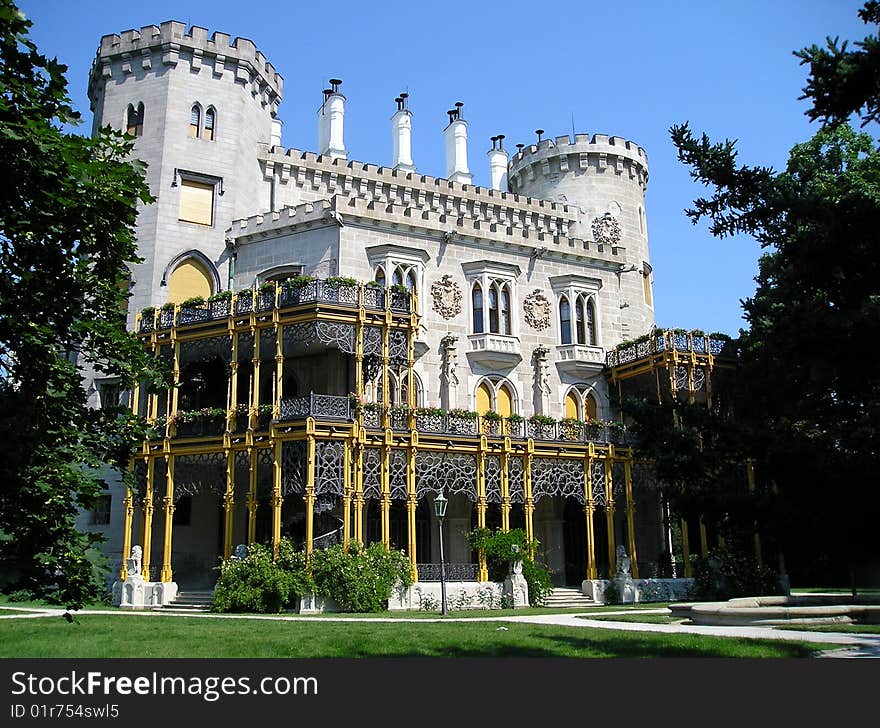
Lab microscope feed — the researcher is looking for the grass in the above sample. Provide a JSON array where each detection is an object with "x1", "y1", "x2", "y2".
[
  {"x1": 0, "y1": 614, "x2": 832, "y2": 658},
  {"x1": 291, "y1": 602, "x2": 673, "y2": 619},
  {"x1": 777, "y1": 623, "x2": 880, "y2": 635},
  {"x1": 0, "y1": 594, "x2": 115, "y2": 612},
  {"x1": 791, "y1": 588, "x2": 880, "y2": 594}
]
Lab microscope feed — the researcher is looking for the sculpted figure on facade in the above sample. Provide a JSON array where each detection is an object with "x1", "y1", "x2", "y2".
[
  {"x1": 592, "y1": 212, "x2": 622, "y2": 246},
  {"x1": 431, "y1": 275, "x2": 462, "y2": 320},
  {"x1": 440, "y1": 334, "x2": 459, "y2": 386},
  {"x1": 523, "y1": 289, "x2": 551, "y2": 331}
]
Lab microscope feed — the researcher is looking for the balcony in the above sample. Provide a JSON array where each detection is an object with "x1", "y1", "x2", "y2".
[
  {"x1": 466, "y1": 333, "x2": 522, "y2": 368},
  {"x1": 555, "y1": 343, "x2": 605, "y2": 376},
  {"x1": 606, "y1": 329, "x2": 734, "y2": 368}
]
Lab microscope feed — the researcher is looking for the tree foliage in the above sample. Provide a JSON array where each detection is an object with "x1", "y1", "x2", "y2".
[
  {"x1": 666, "y1": 3, "x2": 880, "y2": 584},
  {"x1": 0, "y1": 2, "x2": 166, "y2": 608}
]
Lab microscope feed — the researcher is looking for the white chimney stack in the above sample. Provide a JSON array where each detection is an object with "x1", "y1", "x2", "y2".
[
  {"x1": 391, "y1": 93, "x2": 415, "y2": 172},
  {"x1": 444, "y1": 102, "x2": 472, "y2": 185},
  {"x1": 487, "y1": 135, "x2": 509, "y2": 191},
  {"x1": 270, "y1": 118, "x2": 283, "y2": 148},
  {"x1": 317, "y1": 79, "x2": 347, "y2": 161}
]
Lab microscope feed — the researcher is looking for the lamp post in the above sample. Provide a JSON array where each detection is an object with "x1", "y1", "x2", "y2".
[{"x1": 434, "y1": 488, "x2": 448, "y2": 616}]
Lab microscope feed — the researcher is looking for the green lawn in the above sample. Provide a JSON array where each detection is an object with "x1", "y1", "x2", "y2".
[
  {"x1": 0, "y1": 614, "x2": 831, "y2": 658},
  {"x1": 287, "y1": 602, "x2": 673, "y2": 619},
  {"x1": 777, "y1": 623, "x2": 880, "y2": 635}
]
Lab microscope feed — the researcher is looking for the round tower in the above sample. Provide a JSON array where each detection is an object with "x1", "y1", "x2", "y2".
[
  {"x1": 508, "y1": 133, "x2": 653, "y2": 340},
  {"x1": 87, "y1": 21, "x2": 283, "y2": 315}
]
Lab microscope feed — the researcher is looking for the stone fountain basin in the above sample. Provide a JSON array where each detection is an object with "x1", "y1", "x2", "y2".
[{"x1": 669, "y1": 595, "x2": 880, "y2": 626}]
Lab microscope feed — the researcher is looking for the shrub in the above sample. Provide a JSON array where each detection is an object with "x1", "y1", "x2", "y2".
[
  {"x1": 280, "y1": 275, "x2": 314, "y2": 289},
  {"x1": 310, "y1": 542, "x2": 413, "y2": 613},
  {"x1": 466, "y1": 527, "x2": 553, "y2": 607},
  {"x1": 529, "y1": 414, "x2": 556, "y2": 426},
  {"x1": 522, "y1": 558, "x2": 554, "y2": 606},
  {"x1": 140, "y1": 306, "x2": 155, "y2": 317},
  {"x1": 180, "y1": 296, "x2": 206, "y2": 308},
  {"x1": 324, "y1": 276, "x2": 356, "y2": 287},
  {"x1": 481, "y1": 410, "x2": 502, "y2": 422},
  {"x1": 690, "y1": 547, "x2": 780, "y2": 601},
  {"x1": 160, "y1": 302, "x2": 175, "y2": 311},
  {"x1": 208, "y1": 290, "x2": 232, "y2": 302},
  {"x1": 212, "y1": 544, "x2": 296, "y2": 614}
]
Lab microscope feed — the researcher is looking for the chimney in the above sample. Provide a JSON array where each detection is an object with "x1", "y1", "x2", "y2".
[
  {"x1": 487, "y1": 134, "x2": 508, "y2": 191},
  {"x1": 270, "y1": 118, "x2": 283, "y2": 148},
  {"x1": 443, "y1": 102, "x2": 472, "y2": 185},
  {"x1": 317, "y1": 79, "x2": 347, "y2": 160},
  {"x1": 391, "y1": 93, "x2": 415, "y2": 172}
]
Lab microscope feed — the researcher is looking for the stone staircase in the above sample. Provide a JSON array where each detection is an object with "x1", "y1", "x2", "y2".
[
  {"x1": 161, "y1": 590, "x2": 214, "y2": 612},
  {"x1": 544, "y1": 586, "x2": 597, "y2": 609}
]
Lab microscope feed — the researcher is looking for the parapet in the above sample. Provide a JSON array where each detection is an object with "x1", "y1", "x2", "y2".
[
  {"x1": 88, "y1": 20, "x2": 283, "y2": 105},
  {"x1": 508, "y1": 133, "x2": 649, "y2": 192}
]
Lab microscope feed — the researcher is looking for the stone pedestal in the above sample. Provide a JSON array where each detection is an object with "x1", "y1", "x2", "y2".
[
  {"x1": 613, "y1": 574, "x2": 636, "y2": 604},
  {"x1": 113, "y1": 577, "x2": 177, "y2": 609}
]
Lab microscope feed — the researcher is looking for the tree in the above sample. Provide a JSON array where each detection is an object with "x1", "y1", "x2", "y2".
[
  {"x1": 0, "y1": 1, "x2": 165, "y2": 608},
  {"x1": 669, "y1": 60, "x2": 880, "y2": 585},
  {"x1": 796, "y1": 1, "x2": 880, "y2": 127}
]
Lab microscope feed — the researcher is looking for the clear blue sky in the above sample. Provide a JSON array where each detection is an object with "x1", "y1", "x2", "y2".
[{"x1": 18, "y1": 0, "x2": 869, "y2": 335}]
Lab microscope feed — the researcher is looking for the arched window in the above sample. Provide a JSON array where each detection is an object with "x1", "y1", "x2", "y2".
[
  {"x1": 203, "y1": 107, "x2": 216, "y2": 141},
  {"x1": 575, "y1": 296, "x2": 586, "y2": 344},
  {"x1": 564, "y1": 390, "x2": 581, "y2": 420},
  {"x1": 189, "y1": 105, "x2": 201, "y2": 138},
  {"x1": 488, "y1": 286, "x2": 499, "y2": 333},
  {"x1": 500, "y1": 286, "x2": 511, "y2": 335},
  {"x1": 475, "y1": 378, "x2": 518, "y2": 416},
  {"x1": 167, "y1": 257, "x2": 214, "y2": 304},
  {"x1": 392, "y1": 267, "x2": 403, "y2": 287},
  {"x1": 564, "y1": 386, "x2": 600, "y2": 423},
  {"x1": 374, "y1": 267, "x2": 386, "y2": 287},
  {"x1": 586, "y1": 298, "x2": 597, "y2": 345},
  {"x1": 472, "y1": 283, "x2": 484, "y2": 334},
  {"x1": 559, "y1": 297, "x2": 572, "y2": 345},
  {"x1": 476, "y1": 381, "x2": 493, "y2": 415},
  {"x1": 584, "y1": 392, "x2": 597, "y2": 420},
  {"x1": 496, "y1": 383, "x2": 514, "y2": 418},
  {"x1": 126, "y1": 102, "x2": 144, "y2": 137},
  {"x1": 406, "y1": 269, "x2": 417, "y2": 293}
]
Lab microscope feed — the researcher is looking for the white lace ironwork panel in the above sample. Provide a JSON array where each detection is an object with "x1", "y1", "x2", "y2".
[
  {"x1": 256, "y1": 447, "x2": 275, "y2": 500},
  {"x1": 508, "y1": 456, "x2": 524, "y2": 504},
  {"x1": 179, "y1": 335, "x2": 232, "y2": 366},
  {"x1": 590, "y1": 459, "x2": 607, "y2": 507},
  {"x1": 362, "y1": 447, "x2": 381, "y2": 500},
  {"x1": 485, "y1": 454, "x2": 502, "y2": 503},
  {"x1": 530, "y1": 457, "x2": 585, "y2": 503},
  {"x1": 612, "y1": 462, "x2": 626, "y2": 499},
  {"x1": 281, "y1": 441, "x2": 306, "y2": 497},
  {"x1": 173, "y1": 452, "x2": 226, "y2": 500},
  {"x1": 315, "y1": 440, "x2": 345, "y2": 497},
  {"x1": 415, "y1": 452, "x2": 477, "y2": 501},
  {"x1": 362, "y1": 326, "x2": 383, "y2": 357},
  {"x1": 389, "y1": 449, "x2": 408, "y2": 500}
]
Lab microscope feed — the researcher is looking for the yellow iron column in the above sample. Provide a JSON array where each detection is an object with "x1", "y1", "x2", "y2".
[
  {"x1": 624, "y1": 456, "x2": 639, "y2": 579},
  {"x1": 500, "y1": 441, "x2": 511, "y2": 531},
  {"x1": 159, "y1": 455, "x2": 175, "y2": 583},
  {"x1": 223, "y1": 449, "x2": 235, "y2": 560},
  {"x1": 342, "y1": 434, "x2": 352, "y2": 548},
  {"x1": 141, "y1": 457, "x2": 155, "y2": 580},
  {"x1": 252, "y1": 328, "x2": 261, "y2": 428},
  {"x1": 584, "y1": 449, "x2": 596, "y2": 580},
  {"x1": 476, "y1": 436, "x2": 488, "y2": 581},
  {"x1": 119, "y1": 463, "x2": 135, "y2": 581},
  {"x1": 353, "y1": 436, "x2": 365, "y2": 543},
  {"x1": 604, "y1": 452, "x2": 616, "y2": 572},
  {"x1": 406, "y1": 431, "x2": 418, "y2": 581},
  {"x1": 246, "y1": 447, "x2": 257, "y2": 544},
  {"x1": 524, "y1": 442, "x2": 534, "y2": 541},
  {"x1": 275, "y1": 323, "x2": 284, "y2": 418},
  {"x1": 272, "y1": 440, "x2": 282, "y2": 557},
  {"x1": 304, "y1": 429, "x2": 316, "y2": 557},
  {"x1": 380, "y1": 431, "x2": 391, "y2": 547}
]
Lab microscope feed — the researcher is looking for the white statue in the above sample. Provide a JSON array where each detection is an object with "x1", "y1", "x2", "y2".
[
  {"x1": 615, "y1": 545, "x2": 631, "y2": 577},
  {"x1": 232, "y1": 544, "x2": 248, "y2": 561},
  {"x1": 127, "y1": 545, "x2": 142, "y2": 577}
]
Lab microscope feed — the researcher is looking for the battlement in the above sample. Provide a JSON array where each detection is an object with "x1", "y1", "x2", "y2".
[
  {"x1": 88, "y1": 20, "x2": 283, "y2": 103},
  {"x1": 258, "y1": 144, "x2": 578, "y2": 228},
  {"x1": 508, "y1": 133, "x2": 649, "y2": 190},
  {"x1": 230, "y1": 194, "x2": 623, "y2": 267}
]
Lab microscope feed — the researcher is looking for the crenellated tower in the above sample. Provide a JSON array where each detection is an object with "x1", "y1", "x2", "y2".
[
  {"x1": 87, "y1": 22, "x2": 283, "y2": 316},
  {"x1": 508, "y1": 133, "x2": 653, "y2": 341}
]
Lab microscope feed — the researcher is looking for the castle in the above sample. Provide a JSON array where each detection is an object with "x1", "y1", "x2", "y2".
[{"x1": 79, "y1": 21, "x2": 731, "y2": 608}]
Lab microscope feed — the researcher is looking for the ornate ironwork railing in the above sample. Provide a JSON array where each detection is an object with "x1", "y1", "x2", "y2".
[
  {"x1": 606, "y1": 329, "x2": 732, "y2": 367},
  {"x1": 173, "y1": 414, "x2": 227, "y2": 439},
  {"x1": 417, "y1": 563, "x2": 480, "y2": 582},
  {"x1": 279, "y1": 393, "x2": 351, "y2": 421},
  {"x1": 279, "y1": 280, "x2": 359, "y2": 308}
]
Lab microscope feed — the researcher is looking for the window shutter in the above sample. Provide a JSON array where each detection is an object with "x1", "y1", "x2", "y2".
[{"x1": 178, "y1": 179, "x2": 214, "y2": 225}]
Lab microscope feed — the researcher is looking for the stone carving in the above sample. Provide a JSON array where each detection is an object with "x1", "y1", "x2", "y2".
[
  {"x1": 127, "y1": 545, "x2": 142, "y2": 576},
  {"x1": 592, "y1": 212, "x2": 622, "y2": 246},
  {"x1": 503, "y1": 545, "x2": 529, "y2": 608},
  {"x1": 232, "y1": 544, "x2": 248, "y2": 561},
  {"x1": 615, "y1": 545, "x2": 631, "y2": 577},
  {"x1": 431, "y1": 275, "x2": 462, "y2": 320},
  {"x1": 534, "y1": 345, "x2": 551, "y2": 395},
  {"x1": 523, "y1": 289, "x2": 551, "y2": 331},
  {"x1": 440, "y1": 334, "x2": 459, "y2": 386}
]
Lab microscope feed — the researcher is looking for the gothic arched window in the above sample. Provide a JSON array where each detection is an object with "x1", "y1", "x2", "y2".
[
  {"x1": 203, "y1": 107, "x2": 216, "y2": 141},
  {"x1": 189, "y1": 104, "x2": 201, "y2": 138},
  {"x1": 472, "y1": 282, "x2": 484, "y2": 334},
  {"x1": 560, "y1": 297, "x2": 572, "y2": 345},
  {"x1": 586, "y1": 298, "x2": 597, "y2": 345},
  {"x1": 126, "y1": 102, "x2": 144, "y2": 137}
]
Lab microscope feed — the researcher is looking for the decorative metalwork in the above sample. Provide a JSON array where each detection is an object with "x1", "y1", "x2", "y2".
[
  {"x1": 447, "y1": 412, "x2": 478, "y2": 435},
  {"x1": 508, "y1": 456, "x2": 524, "y2": 504},
  {"x1": 133, "y1": 460, "x2": 148, "y2": 506},
  {"x1": 236, "y1": 332, "x2": 254, "y2": 362},
  {"x1": 281, "y1": 441, "x2": 305, "y2": 496},
  {"x1": 530, "y1": 457, "x2": 585, "y2": 503},
  {"x1": 280, "y1": 393, "x2": 351, "y2": 421},
  {"x1": 674, "y1": 365, "x2": 689, "y2": 391},
  {"x1": 417, "y1": 563, "x2": 479, "y2": 581},
  {"x1": 234, "y1": 451, "x2": 250, "y2": 500},
  {"x1": 528, "y1": 420, "x2": 556, "y2": 440},
  {"x1": 485, "y1": 455, "x2": 501, "y2": 503},
  {"x1": 415, "y1": 452, "x2": 477, "y2": 501},
  {"x1": 388, "y1": 329, "x2": 409, "y2": 367},
  {"x1": 388, "y1": 407, "x2": 409, "y2": 431},
  {"x1": 709, "y1": 337, "x2": 726, "y2": 355},
  {"x1": 590, "y1": 459, "x2": 607, "y2": 507},
  {"x1": 389, "y1": 289, "x2": 411, "y2": 312},
  {"x1": 255, "y1": 289, "x2": 275, "y2": 312},
  {"x1": 693, "y1": 366, "x2": 707, "y2": 392},
  {"x1": 256, "y1": 448, "x2": 275, "y2": 500},
  {"x1": 234, "y1": 291, "x2": 253, "y2": 315},
  {"x1": 673, "y1": 332, "x2": 690, "y2": 352},
  {"x1": 630, "y1": 461, "x2": 653, "y2": 494},
  {"x1": 430, "y1": 274, "x2": 462, "y2": 320},
  {"x1": 612, "y1": 462, "x2": 626, "y2": 500},
  {"x1": 362, "y1": 326, "x2": 383, "y2": 357},
  {"x1": 692, "y1": 336, "x2": 707, "y2": 354},
  {"x1": 389, "y1": 449, "x2": 408, "y2": 500},
  {"x1": 523, "y1": 289, "x2": 551, "y2": 331},
  {"x1": 139, "y1": 315, "x2": 154, "y2": 334},
  {"x1": 315, "y1": 441, "x2": 344, "y2": 497},
  {"x1": 259, "y1": 328, "x2": 277, "y2": 360},
  {"x1": 591, "y1": 212, "x2": 621, "y2": 245},
  {"x1": 362, "y1": 448, "x2": 381, "y2": 500},
  {"x1": 415, "y1": 410, "x2": 444, "y2": 433},
  {"x1": 361, "y1": 406, "x2": 381, "y2": 429},
  {"x1": 362, "y1": 285, "x2": 385, "y2": 310},
  {"x1": 173, "y1": 453, "x2": 226, "y2": 500},
  {"x1": 283, "y1": 321, "x2": 356, "y2": 355},
  {"x1": 179, "y1": 336, "x2": 232, "y2": 366},
  {"x1": 157, "y1": 309, "x2": 174, "y2": 329},
  {"x1": 557, "y1": 419, "x2": 583, "y2": 442}
]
